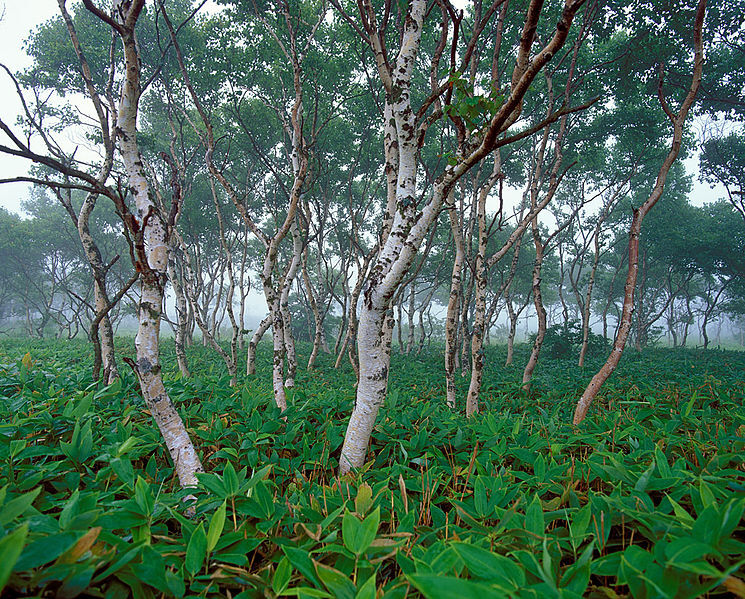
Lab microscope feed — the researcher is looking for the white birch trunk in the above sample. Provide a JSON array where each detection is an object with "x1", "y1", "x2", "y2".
[
  {"x1": 113, "y1": 1, "x2": 202, "y2": 488},
  {"x1": 466, "y1": 160, "x2": 502, "y2": 416},
  {"x1": 281, "y1": 219, "x2": 303, "y2": 388},
  {"x1": 340, "y1": 0, "x2": 586, "y2": 474},
  {"x1": 168, "y1": 258, "x2": 191, "y2": 377},
  {"x1": 405, "y1": 282, "x2": 416, "y2": 354},
  {"x1": 303, "y1": 245, "x2": 325, "y2": 370}
]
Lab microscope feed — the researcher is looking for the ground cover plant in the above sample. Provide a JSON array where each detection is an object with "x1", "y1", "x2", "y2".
[{"x1": 0, "y1": 339, "x2": 743, "y2": 598}]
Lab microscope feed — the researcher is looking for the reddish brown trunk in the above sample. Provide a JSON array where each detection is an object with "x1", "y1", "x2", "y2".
[{"x1": 573, "y1": 0, "x2": 705, "y2": 424}]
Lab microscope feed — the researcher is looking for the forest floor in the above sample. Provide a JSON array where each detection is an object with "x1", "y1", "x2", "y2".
[{"x1": 0, "y1": 338, "x2": 743, "y2": 598}]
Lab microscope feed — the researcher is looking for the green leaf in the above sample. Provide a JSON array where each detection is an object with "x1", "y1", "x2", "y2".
[
  {"x1": 561, "y1": 541, "x2": 594, "y2": 595},
  {"x1": 116, "y1": 436, "x2": 139, "y2": 457},
  {"x1": 683, "y1": 390, "x2": 698, "y2": 417},
  {"x1": 110, "y1": 458, "x2": 135, "y2": 488},
  {"x1": 0, "y1": 487, "x2": 40, "y2": 526},
  {"x1": 131, "y1": 546, "x2": 168, "y2": 594},
  {"x1": 342, "y1": 508, "x2": 379, "y2": 556},
  {"x1": 207, "y1": 501, "x2": 227, "y2": 553},
  {"x1": 185, "y1": 523, "x2": 207, "y2": 576},
  {"x1": 360, "y1": 508, "x2": 380, "y2": 549},
  {"x1": 407, "y1": 574, "x2": 509, "y2": 599},
  {"x1": 570, "y1": 504, "x2": 592, "y2": 546},
  {"x1": 15, "y1": 532, "x2": 79, "y2": 571},
  {"x1": 663, "y1": 537, "x2": 713, "y2": 564},
  {"x1": 634, "y1": 459, "x2": 656, "y2": 492},
  {"x1": 134, "y1": 477, "x2": 154, "y2": 516},
  {"x1": 0, "y1": 524, "x2": 28, "y2": 592},
  {"x1": 71, "y1": 393, "x2": 94, "y2": 420},
  {"x1": 283, "y1": 546, "x2": 321, "y2": 587},
  {"x1": 59, "y1": 489, "x2": 80, "y2": 529},
  {"x1": 272, "y1": 556, "x2": 292, "y2": 594},
  {"x1": 620, "y1": 548, "x2": 648, "y2": 598},
  {"x1": 355, "y1": 574, "x2": 376, "y2": 599},
  {"x1": 249, "y1": 481, "x2": 275, "y2": 519},
  {"x1": 534, "y1": 454, "x2": 546, "y2": 480},
  {"x1": 667, "y1": 495, "x2": 694, "y2": 524},
  {"x1": 473, "y1": 477, "x2": 488, "y2": 517},
  {"x1": 92, "y1": 543, "x2": 144, "y2": 583},
  {"x1": 654, "y1": 447, "x2": 671, "y2": 478},
  {"x1": 165, "y1": 568, "x2": 185, "y2": 598},
  {"x1": 451, "y1": 543, "x2": 525, "y2": 588},
  {"x1": 94, "y1": 377, "x2": 122, "y2": 402},
  {"x1": 282, "y1": 587, "x2": 331, "y2": 598},
  {"x1": 525, "y1": 495, "x2": 544, "y2": 540},
  {"x1": 57, "y1": 564, "x2": 96, "y2": 598},
  {"x1": 316, "y1": 562, "x2": 356, "y2": 599},
  {"x1": 718, "y1": 498, "x2": 745, "y2": 541},
  {"x1": 223, "y1": 462, "x2": 239, "y2": 496},
  {"x1": 355, "y1": 482, "x2": 373, "y2": 515},
  {"x1": 698, "y1": 480, "x2": 716, "y2": 509},
  {"x1": 692, "y1": 505, "x2": 720, "y2": 544}
]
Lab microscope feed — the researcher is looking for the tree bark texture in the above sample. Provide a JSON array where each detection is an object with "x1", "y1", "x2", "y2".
[
  {"x1": 339, "y1": 0, "x2": 587, "y2": 474},
  {"x1": 111, "y1": 0, "x2": 203, "y2": 487},
  {"x1": 573, "y1": 0, "x2": 706, "y2": 424}
]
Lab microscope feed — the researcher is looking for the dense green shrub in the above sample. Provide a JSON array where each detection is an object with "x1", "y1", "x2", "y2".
[{"x1": 532, "y1": 320, "x2": 610, "y2": 360}]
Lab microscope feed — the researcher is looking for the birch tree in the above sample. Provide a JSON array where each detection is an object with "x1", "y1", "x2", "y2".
[
  {"x1": 79, "y1": 0, "x2": 205, "y2": 486},
  {"x1": 333, "y1": 0, "x2": 588, "y2": 473},
  {"x1": 0, "y1": 3, "x2": 134, "y2": 382},
  {"x1": 160, "y1": 0, "x2": 332, "y2": 409}
]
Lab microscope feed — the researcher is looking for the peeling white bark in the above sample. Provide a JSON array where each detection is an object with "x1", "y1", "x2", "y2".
[
  {"x1": 112, "y1": 0, "x2": 203, "y2": 488},
  {"x1": 340, "y1": 0, "x2": 586, "y2": 474}
]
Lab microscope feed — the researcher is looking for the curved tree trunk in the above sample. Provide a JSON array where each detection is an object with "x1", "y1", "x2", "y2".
[
  {"x1": 396, "y1": 298, "x2": 404, "y2": 354},
  {"x1": 574, "y1": 0, "x2": 705, "y2": 424},
  {"x1": 405, "y1": 282, "x2": 416, "y2": 354},
  {"x1": 702, "y1": 281, "x2": 731, "y2": 349},
  {"x1": 459, "y1": 273, "x2": 475, "y2": 376},
  {"x1": 340, "y1": 303, "x2": 392, "y2": 470},
  {"x1": 281, "y1": 219, "x2": 303, "y2": 388},
  {"x1": 303, "y1": 244, "x2": 325, "y2": 370},
  {"x1": 521, "y1": 222, "x2": 547, "y2": 391},
  {"x1": 112, "y1": 0, "x2": 203, "y2": 487},
  {"x1": 211, "y1": 177, "x2": 239, "y2": 385},
  {"x1": 505, "y1": 295, "x2": 518, "y2": 366},
  {"x1": 521, "y1": 23, "x2": 586, "y2": 389},
  {"x1": 57, "y1": 2, "x2": 120, "y2": 384},
  {"x1": 340, "y1": 0, "x2": 586, "y2": 474},
  {"x1": 557, "y1": 243, "x2": 570, "y2": 326},
  {"x1": 466, "y1": 160, "x2": 502, "y2": 416},
  {"x1": 682, "y1": 294, "x2": 693, "y2": 346},
  {"x1": 578, "y1": 237, "x2": 600, "y2": 367},
  {"x1": 175, "y1": 232, "x2": 237, "y2": 380}
]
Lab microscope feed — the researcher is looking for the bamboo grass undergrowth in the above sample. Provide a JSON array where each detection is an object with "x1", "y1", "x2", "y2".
[{"x1": 0, "y1": 338, "x2": 743, "y2": 598}]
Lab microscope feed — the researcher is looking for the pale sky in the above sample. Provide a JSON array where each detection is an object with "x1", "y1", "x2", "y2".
[
  {"x1": 0, "y1": 1, "x2": 60, "y2": 214},
  {"x1": 0, "y1": 1, "x2": 727, "y2": 217}
]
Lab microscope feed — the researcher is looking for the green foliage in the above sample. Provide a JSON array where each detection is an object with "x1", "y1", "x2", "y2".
[
  {"x1": 0, "y1": 339, "x2": 743, "y2": 597},
  {"x1": 443, "y1": 72, "x2": 504, "y2": 137},
  {"x1": 531, "y1": 321, "x2": 609, "y2": 360}
]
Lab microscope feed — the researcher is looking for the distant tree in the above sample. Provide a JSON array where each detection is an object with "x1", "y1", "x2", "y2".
[{"x1": 700, "y1": 131, "x2": 745, "y2": 225}]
